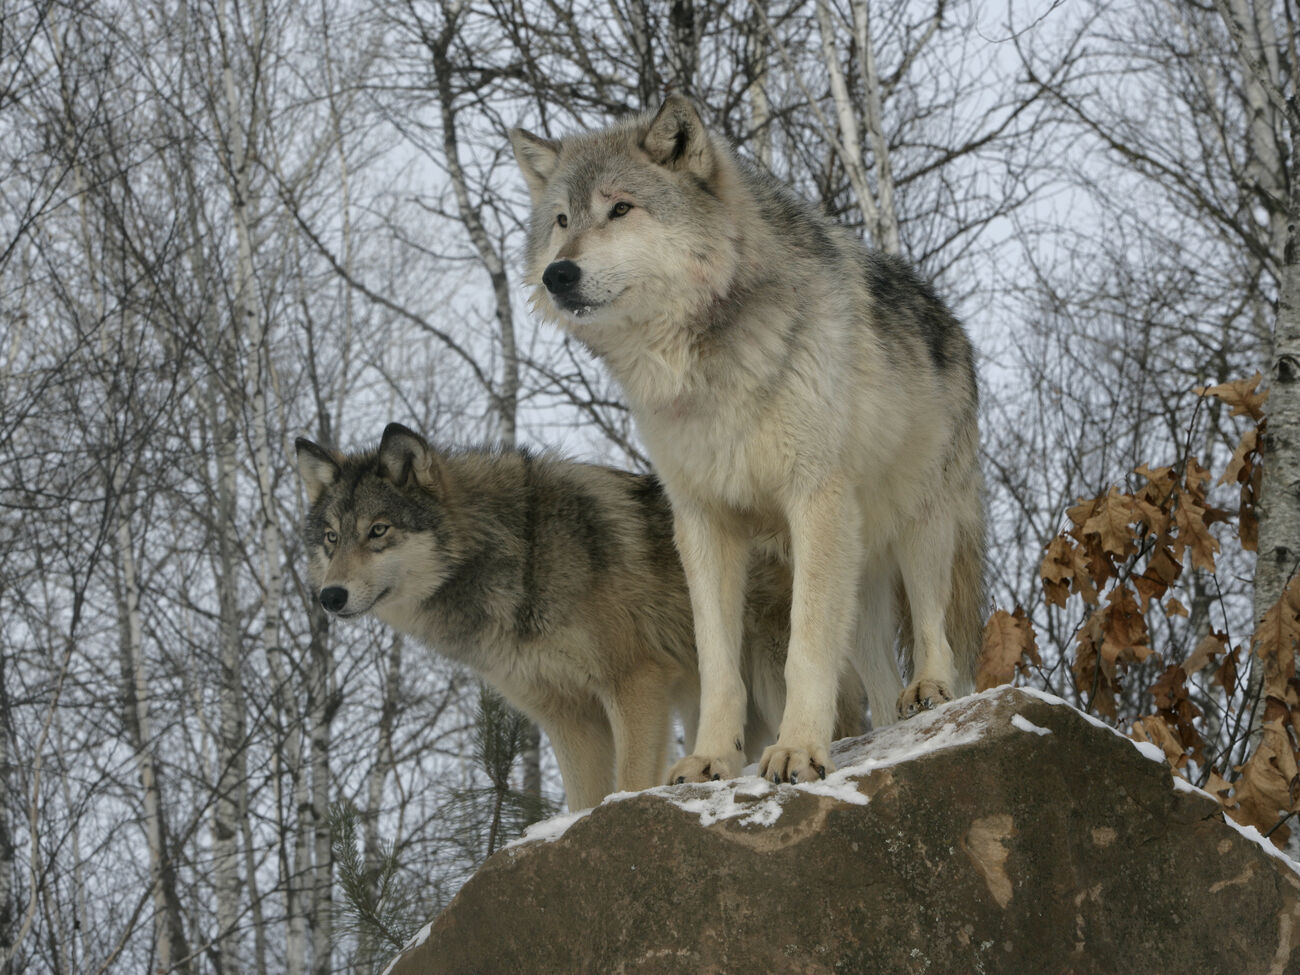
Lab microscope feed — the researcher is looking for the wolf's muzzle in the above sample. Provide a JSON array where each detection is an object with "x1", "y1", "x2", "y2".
[
  {"x1": 319, "y1": 586, "x2": 348, "y2": 613},
  {"x1": 542, "y1": 260, "x2": 581, "y2": 295}
]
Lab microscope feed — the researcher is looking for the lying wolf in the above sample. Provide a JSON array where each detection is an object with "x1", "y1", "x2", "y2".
[
  {"x1": 511, "y1": 96, "x2": 984, "y2": 786},
  {"x1": 296, "y1": 423, "x2": 863, "y2": 810}
]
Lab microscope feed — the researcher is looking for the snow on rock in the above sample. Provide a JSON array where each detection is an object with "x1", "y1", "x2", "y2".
[
  {"x1": 513, "y1": 686, "x2": 1014, "y2": 846},
  {"x1": 385, "y1": 684, "x2": 1300, "y2": 975},
  {"x1": 1220, "y1": 810, "x2": 1300, "y2": 878},
  {"x1": 380, "y1": 921, "x2": 435, "y2": 975},
  {"x1": 1011, "y1": 713, "x2": 1052, "y2": 736},
  {"x1": 504, "y1": 806, "x2": 592, "y2": 849}
]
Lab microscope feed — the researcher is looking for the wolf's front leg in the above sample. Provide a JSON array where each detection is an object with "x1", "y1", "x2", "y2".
[
  {"x1": 760, "y1": 478, "x2": 862, "y2": 783},
  {"x1": 666, "y1": 506, "x2": 749, "y2": 784}
]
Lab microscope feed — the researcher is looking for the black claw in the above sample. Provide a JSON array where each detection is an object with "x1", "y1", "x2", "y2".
[
  {"x1": 711, "y1": 773, "x2": 720, "y2": 781},
  {"x1": 674, "y1": 776, "x2": 685, "y2": 785},
  {"x1": 814, "y1": 763, "x2": 827, "y2": 780}
]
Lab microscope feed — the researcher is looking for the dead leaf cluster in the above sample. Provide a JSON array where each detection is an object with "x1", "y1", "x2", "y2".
[{"x1": 976, "y1": 376, "x2": 1299, "y2": 846}]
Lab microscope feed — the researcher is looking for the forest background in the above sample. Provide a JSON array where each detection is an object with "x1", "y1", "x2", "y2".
[{"x1": 2, "y1": 0, "x2": 1298, "y2": 972}]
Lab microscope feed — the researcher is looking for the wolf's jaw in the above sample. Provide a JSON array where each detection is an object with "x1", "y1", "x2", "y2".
[{"x1": 331, "y1": 587, "x2": 390, "y2": 619}]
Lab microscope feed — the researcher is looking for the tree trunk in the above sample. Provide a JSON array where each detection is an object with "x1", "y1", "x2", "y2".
[
  {"x1": 1212, "y1": 0, "x2": 1299, "y2": 732},
  {"x1": 364, "y1": 636, "x2": 404, "y2": 882},
  {"x1": 1253, "y1": 153, "x2": 1300, "y2": 650},
  {"x1": 428, "y1": 6, "x2": 545, "y2": 808},
  {"x1": 813, "y1": 0, "x2": 889, "y2": 249},
  {"x1": 308, "y1": 601, "x2": 334, "y2": 975},
  {"x1": 850, "y1": 0, "x2": 901, "y2": 254},
  {"x1": 113, "y1": 484, "x2": 193, "y2": 973},
  {"x1": 0, "y1": 656, "x2": 14, "y2": 975},
  {"x1": 743, "y1": 4, "x2": 773, "y2": 169}
]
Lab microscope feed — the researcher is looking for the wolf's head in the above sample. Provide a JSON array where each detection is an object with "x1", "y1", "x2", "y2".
[
  {"x1": 509, "y1": 95, "x2": 740, "y2": 333},
  {"x1": 295, "y1": 424, "x2": 455, "y2": 623}
]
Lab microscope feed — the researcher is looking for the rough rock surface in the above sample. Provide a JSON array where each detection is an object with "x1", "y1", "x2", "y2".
[{"x1": 384, "y1": 687, "x2": 1300, "y2": 975}]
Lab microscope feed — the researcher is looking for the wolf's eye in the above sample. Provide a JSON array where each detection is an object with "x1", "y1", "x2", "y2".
[
  {"x1": 324, "y1": 530, "x2": 338, "y2": 545},
  {"x1": 369, "y1": 524, "x2": 389, "y2": 539},
  {"x1": 610, "y1": 202, "x2": 631, "y2": 218},
  {"x1": 556, "y1": 213, "x2": 568, "y2": 228}
]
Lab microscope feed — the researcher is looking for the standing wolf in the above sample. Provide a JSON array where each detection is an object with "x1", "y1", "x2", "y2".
[
  {"x1": 510, "y1": 96, "x2": 984, "y2": 786},
  {"x1": 296, "y1": 423, "x2": 862, "y2": 810}
]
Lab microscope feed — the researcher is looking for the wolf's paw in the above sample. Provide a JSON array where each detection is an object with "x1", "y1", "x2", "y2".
[
  {"x1": 667, "y1": 751, "x2": 743, "y2": 785},
  {"x1": 758, "y1": 742, "x2": 835, "y2": 784},
  {"x1": 897, "y1": 679, "x2": 954, "y2": 719}
]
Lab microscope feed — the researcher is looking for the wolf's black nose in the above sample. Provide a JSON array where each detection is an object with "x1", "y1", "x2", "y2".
[
  {"x1": 543, "y1": 260, "x2": 581, "y2": 295},
  {"x1": 319, "y1": 586, "x2": 348, "y2": 613}
]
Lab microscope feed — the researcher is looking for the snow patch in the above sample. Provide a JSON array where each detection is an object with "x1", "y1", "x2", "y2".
[
  {"x1": 1131, "y1": 740, "x2": 1166, "y2": 764},
  {"x1": 504, "y1": 806, "x2": 592, "y2": 848},
  {"x1": 1220, "y1": 816, "x2": 1300, "y2": 878},
  {"x1": 506, "y1": 687, "x2": 1185, "y2": 850},
  {"x1": 1010, "y1": 714, "x2": 1052, "y2": 736},
  {"x1": 382, "y1": 921, "x2": 435, "y2": 975},
  {"x1": 1014, "y1": 686, "x2": 1121, "y2": 737},
  {"x1": 1011, "y1": 685, "x2": 1171, "y2": 765},
  {"x1": 661, "y1": 778, "x2": 786, "y2": 827},
  {"x1": 1170, "y1": 775, "x2": 1219, "y2": 803}
]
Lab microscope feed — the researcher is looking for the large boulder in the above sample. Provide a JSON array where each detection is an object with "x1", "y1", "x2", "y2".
[{"x1": 384, "y1": 687, "x2": 1300, "y2": 974}]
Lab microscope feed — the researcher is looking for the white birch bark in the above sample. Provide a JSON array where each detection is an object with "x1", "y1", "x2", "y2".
[
  {"x1": 364, "y1": 636, "x2": 404, "y2": 880},
  {"x1": 428, "y1": 0, "x2": 541, "y2": 802},
  {"x1": 1211, "y1": 0, "x2": 1300, "y2": 732},
  {"x1": 52, "y1": 20, "x2": 193, "y2": 958},
  {"x1": 0, "y1": 661, "x2": 14, "y2": 975},
  {"x1": 743, "y1": 3, "x2": 773, "y2": 169},
  {"x1": 850, "y1": 0, "x2": 901, "y2": 254},
  {"x1": 813, "y1": 0, "x2": 879, "y2": 234},
  {"x1": 308, "y1": 617, "x2": 334, "y2": 975},
  {"x1": 810, "y1": 0, "x2": 903, "y2": 253},
  {"x1": 112, "y1": 469, "x2": 192, "y2": 972},
  {"x1": 209, "y1": 0, "x2": 257, "y2": 958}
]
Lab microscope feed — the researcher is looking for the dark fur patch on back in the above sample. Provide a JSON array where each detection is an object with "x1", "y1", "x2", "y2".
[
  {"x1": 863, "y1": 253, "x2": 957, "y2": 371},
  {"x1": 556, "y1": 486, "x2": 612, "y2": 576},
  {"x1": 624, "y1": 472, "x2": 677, "y2": 559},
  {"x1": 516, "y1": 453, "x2": 544, "y2": 636}
]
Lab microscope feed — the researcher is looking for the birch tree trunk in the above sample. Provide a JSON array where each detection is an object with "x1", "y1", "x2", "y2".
[
  {"x1": 624, "y1": 0, "x2": 658, "y2": 109},
  {"x1": 0, "y1": 656, "x2": 14, "y2": 975},
  {"x1": 812, "y1": 0, "x2": 894, "y2": 252},
  {"x1": 849, "y1": 0, "x2": 901, "y2": 254},
  {"x1": 1211, "y1": 0, "x2": 1299, "y2": 724},
  {"x1": 667, "y1": 0, "x2": 698, "y2": 96},
  {"x1": 426, "y1": 0, "x2": 543, "y2": 804},
  {"x1": 364, "y1": 636, "x2": 404, "y2": 882},
  {"x1": 112, "y1": 471, "x2": 193, "y2": 973},
  {"x1": 308, "y1": 604, "x2": 335, "y2": 975},
  {"x1": 743, "y1": 3, "x2": 773, "y2": 169},
  {"x1": 1254, "y1": 152, "x2": 1300, "y2": 638},
  {"x1": 54, "y1": 20, "x2": 195, "y2": 956}
]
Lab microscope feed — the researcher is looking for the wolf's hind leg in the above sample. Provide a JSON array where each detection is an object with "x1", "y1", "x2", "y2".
[
  {"x1": 545, "y1": 703, "x2": 616, "y2": 811},
  {"x1": 665, "y1": 506, "x2": 749, "y2": 785},
  {"x1": 894, "y1": 511, "x2": 959, "y2": 718},
  {"x1": 851, "y1": 564, "x2": 903, "y2": 730}
]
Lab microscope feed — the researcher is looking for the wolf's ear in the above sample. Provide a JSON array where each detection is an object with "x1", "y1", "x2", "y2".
[
  {"x1": 378, "y1": 423, "x2": 440, "y2": 491},
  {"x1": 642, "y1": 95, "x2": 715, "y2": 179},
  {"x1": 510, "y1": 128, "x2": 560, "y2": 200},
  {"x1": 296, "y1": 439, "x2": 341, "y2": 505}
]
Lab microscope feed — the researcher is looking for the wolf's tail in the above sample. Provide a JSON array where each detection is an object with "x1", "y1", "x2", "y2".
[{"x1": 947, "y1": 510, "x2": 986, "y2": 695}]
